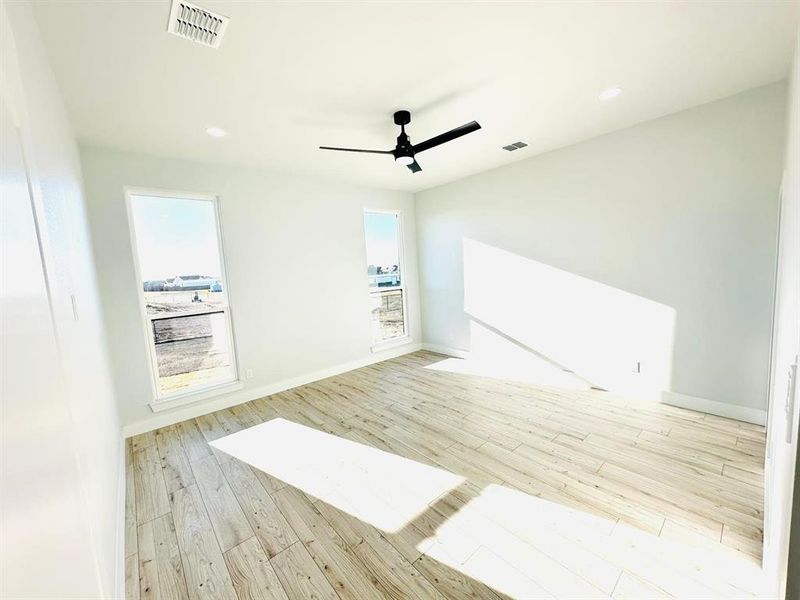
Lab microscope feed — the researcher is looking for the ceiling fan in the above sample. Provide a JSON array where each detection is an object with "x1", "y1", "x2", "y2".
[{"x1": 320, "y1": 110, "x2": 481, "y2": 173}]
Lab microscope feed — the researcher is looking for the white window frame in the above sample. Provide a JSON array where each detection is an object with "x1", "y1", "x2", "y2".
[
  {"x1": 363, "y1": 208, "x2": 410, "y2": 351},
  {"x1": 125, "y1": 187, "x2": 241, "y2": 410}
]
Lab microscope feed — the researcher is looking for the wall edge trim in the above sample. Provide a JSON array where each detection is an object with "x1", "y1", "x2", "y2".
[{"x1": 113, "y1": 434, "x2": 126, "y2": 599}]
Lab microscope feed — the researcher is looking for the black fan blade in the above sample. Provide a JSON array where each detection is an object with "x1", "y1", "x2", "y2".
[
  {"x1": 412, "y1": 121, "x2": 481, "y2": 154},
  {"x1": 319, "y1": 146, "x2": 393, "y2": 155},
  {"x1": 407, "y1": 159, "x2": 422, "y2": 173}
]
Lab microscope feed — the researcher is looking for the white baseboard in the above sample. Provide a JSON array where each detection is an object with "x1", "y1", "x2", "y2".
[
  {"x1": 421, "y1": 342, "x2": 471, "y2": 359},
  {"x1": 420, "y1": 342, "x2": 767, "y2": 426},
  {"x1": 123, "y1": 342, "x2": 422, "y2": 437},
  {"x1": 658, "y1": 390, "x2": 766, "y2": 426}
]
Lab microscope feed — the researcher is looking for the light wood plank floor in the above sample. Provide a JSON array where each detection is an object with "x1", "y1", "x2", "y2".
[{"x1": 126, "y1": 351, "x2": 767, "y2": 600}]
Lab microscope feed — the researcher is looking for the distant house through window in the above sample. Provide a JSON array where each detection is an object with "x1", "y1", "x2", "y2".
[
  {"x1": 364, "y1": 210, "x2": 408, "y2": 345},
  {"x1": 128, "y1": 191, "x2": 237, "y2": 401}
]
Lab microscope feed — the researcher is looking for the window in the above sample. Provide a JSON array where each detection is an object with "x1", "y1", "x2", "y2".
[
  {"x1": 128, "y1": 191, "x2": 237, "y2": 401},
  {"x1": 364, "y1": 210, "x2": 408, "y2": 345}
]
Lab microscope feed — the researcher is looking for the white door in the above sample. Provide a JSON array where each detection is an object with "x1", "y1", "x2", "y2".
[{"x1": 763, "y1": 174, "x2": 800, "y2": 595}]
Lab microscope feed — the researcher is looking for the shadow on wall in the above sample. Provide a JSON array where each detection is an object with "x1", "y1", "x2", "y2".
[{"x1": 459, "y1": 238, "x2": 676, "y2": 400}]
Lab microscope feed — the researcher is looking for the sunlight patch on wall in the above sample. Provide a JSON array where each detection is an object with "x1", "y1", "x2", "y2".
[
  {"x1": 426, "y1": 319, "x2": 592, "y2": 390},
  {"x1": 463, "y1": 238, "x2": 676, "y2": 400}
]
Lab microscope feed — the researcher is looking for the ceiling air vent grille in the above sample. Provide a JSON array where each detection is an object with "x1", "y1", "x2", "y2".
[
  {"x1": 167, "y1": 0, "x2": 229, "y2": 49},
  {"x1": 502, "y1": 141, "x2": 528, "y2": 152}
]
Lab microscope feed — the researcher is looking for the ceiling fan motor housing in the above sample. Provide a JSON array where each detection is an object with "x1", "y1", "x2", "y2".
[
  {"x1": 393, "y1": 110, "x2": 411, "y2": 126},
  {"x1": 395, "y1": 134, "x2": 413, "y2": 157}
]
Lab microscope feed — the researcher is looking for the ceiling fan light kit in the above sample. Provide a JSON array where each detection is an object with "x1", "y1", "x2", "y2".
[{"x1": 320, "y1": 110, "x2": 481, "y2": 173}]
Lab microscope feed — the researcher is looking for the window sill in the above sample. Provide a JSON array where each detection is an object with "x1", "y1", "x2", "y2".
[
  {"x1": 149, "y1": 380, "x2": 243, "y2": 413},
  {"x1": 371, "y1": 336, "x2": 412, "y2": 354}
]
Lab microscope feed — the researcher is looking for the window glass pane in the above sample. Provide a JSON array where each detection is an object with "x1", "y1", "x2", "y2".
[
  {"x1": 130, "y1": 195, "x2": 226, "y2": 316},
  {"x1": 152, "y1": 312, "x2": 234, "y2": 394},
  {"x1": 364, "y1": 212, "x2": 401, "y2": 289},
  {"x1": 129, "y1": 193, "x2": 237, "y2": 400},
  {"x1": 370, "y1": 289, "x2": 405, "y2": 342}
]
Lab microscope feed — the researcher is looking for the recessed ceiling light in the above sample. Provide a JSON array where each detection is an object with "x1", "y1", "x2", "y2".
[
  {"x1": 206, "y1": 126, "x2": 227, "y2": 138},
  {"x1": 598, "y1": 86, "x2": 622, "y2": 101}
]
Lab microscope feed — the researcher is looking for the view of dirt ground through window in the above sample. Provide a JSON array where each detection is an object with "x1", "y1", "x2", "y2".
[{"x1": 130, "y1": 194, "x2": 236, "y2": 397}]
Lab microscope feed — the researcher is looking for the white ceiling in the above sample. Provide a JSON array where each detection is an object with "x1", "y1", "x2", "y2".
[{"x1": 33, "y1": 1, "x2": 799, "y2": 193}]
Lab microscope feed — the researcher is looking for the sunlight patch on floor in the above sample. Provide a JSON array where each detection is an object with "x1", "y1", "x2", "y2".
[
  {"x1": 422, "y1": 483, "x2": 767, "y2": 599},
  {"x1": 210, "y1": 418, "x2": 464, "y2": 532},
  {"x1": 213, "y1": 418, "x2": 768, "y2": 599}
]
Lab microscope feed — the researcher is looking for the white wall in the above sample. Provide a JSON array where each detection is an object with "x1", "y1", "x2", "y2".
[
  {"x1": 79, "y1": 147, "x2": 420, "y2": 433},
  {"x1": 416, "y1": 83, "x2": 786, "y2": 417},
  {"x1": 764, "y1": 30, "x2": 800, "y2": 600},
  {"x1": 1, "y1": 2, "x2": 121, "y2": 597}
]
